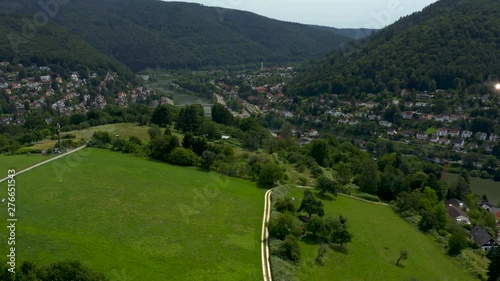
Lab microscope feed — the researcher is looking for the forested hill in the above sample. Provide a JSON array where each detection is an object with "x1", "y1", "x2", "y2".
[
  {"x1": 0, "y1": 14, "x2": 133, "y2": 79},
  {"x1": 0, "y1": 0, "x2": 355, "y2": 71},
  {"x1": 287, "y1": 0, "x2": 500, "y2": 97}
]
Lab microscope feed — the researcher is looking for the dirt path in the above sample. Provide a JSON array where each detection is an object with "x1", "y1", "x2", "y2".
[
  {"x1": 261, "y1": 189, "x2": 273, "y2": 281},
  {"x1": 0, "y1": 146, "x2": 87, "y2": 183}
]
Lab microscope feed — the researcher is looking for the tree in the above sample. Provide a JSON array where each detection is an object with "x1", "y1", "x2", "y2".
[
  {"x1": 315, "y1": 243, "x2": 329, "y2": 264},
  {"x1": 278, "y1": 235, "x2": 301, "y2": 263},
  {"x1": 275, "y1": 197, "x2": 296, "y2": 213},
  {"x1": 298, "y1": 190, "x2": 324, "y2": 219},
  {"x1": 200, "y1": 150, "x2": 217, "y2": 170},
  {"x1": 151, "y1": 105, "x2": 177, "y2": 127},
  {"x1": 258, "y1": 162, "x2": 284, "y2": 185},
  {"x1": 167, "y1": 147, "x2": 199, "y2": 166},
  {"x1": 335, "y1": 162, "x2": 352, "y2": 186},
  {"x1": 448, "y1": 231, "x2": 467, "y2": 256},
  {"x1": 148, "y1": 125, "x2": 162, "y2": 140},
  {"x1": 175, "y1": 104, "x2": 205, "y2": 133},
  {"x1": 316, "y1": 175, "x2": 338, "y2": 196},
  {"x1": 487, "y1": 246, "x2": 500, "y2": 281},
  {"x1": 357, "y1": 159, "x2": 379, "y2": 194},
  {"x1": 149, "y1": 135, "x2": 180, "y2": 161},
  {"x1": 450, "y1": 176, "x2": 471, "y2": 201},
  {"x1": 0, "y1": 260, "x2": 108, "y2": 281},
  {"x1": 310, "y1": 139, "x2": 329, "y2": 166},
  {"x1": 306, "y1": 214, "x2": 324, "y2": 237},
  {"x1": 328, "y1": 216, "x2": 353, "y2": 248},
  {"x1": 268, "y1": 212, "x2": 301, "y2": 240},
  {"x1": 383, "y1": 104, "x2": 401, "y2": 124},
  {"x1": 211, "y1": 103, "x2": 234, "y2": 126},
  {"x1": 197, "y1": 120, "x2": 221, "y2": 140},
  {"x1": 396, "y1": 250, "x2": 408, "y2": 266}
]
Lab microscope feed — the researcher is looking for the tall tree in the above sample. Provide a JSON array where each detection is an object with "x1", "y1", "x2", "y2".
[
  {"x1": 176, "y1": 104, "x2": 205, "y2": 133},
  {"x1": 298, "y1": 190, "x2": 325, "y2": 219},
  {"x1": 487, "y1": 246, "x2": 500, "y2": 281},
  {"x1": 211, "y1": 103, "x2": 234, "y2": 126},
  {"x1": 357, "y1": 159, "x2": 379, "y2": 195}
]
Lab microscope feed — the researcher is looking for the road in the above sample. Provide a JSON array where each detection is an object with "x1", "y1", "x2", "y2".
[
  {"x1": 0, "y1": 146, "x2": 87, "y2": 183},
  {"x1": 261, "y1": 189, "x2": 273, "y2": 281}
]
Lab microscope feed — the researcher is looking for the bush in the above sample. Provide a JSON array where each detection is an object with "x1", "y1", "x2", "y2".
[
  {"x1": 277, "y1": 235, "x2": 301, "y2": 262},
  {"x1": 275, "y1": 197, "x2": 296, "y2": 213},
  {"x1": 268, "y1": 212, "x2": 302, "y2": 240},
  {"x1": 167, "y1": 147, "x2": 199, "y2": 166}
]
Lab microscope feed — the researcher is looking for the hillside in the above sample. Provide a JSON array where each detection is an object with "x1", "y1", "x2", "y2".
[
  {"x1": 288, "y1": 189, "x2": 477, "y2": 281},
  {"x1": 0, "y1": 14, "x2": 133, "y2": 78},
  {"x1": 308, "y1": 25, "x2": 377, "y2": 40},
  {"x1": 287, "y1": 0, "x2": 500, "y2": 96},
  {"x1": 0, "y1": 0, "x2": 354, "y2": 71},
  {"x1": 0, "y1": 149, "x2": 265, "y2": 280}
]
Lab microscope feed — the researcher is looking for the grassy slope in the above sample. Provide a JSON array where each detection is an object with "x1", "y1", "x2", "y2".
[
  {"x1": 447, "y1": 173, "x2": 500, "y2": 205},
  {"x1": 0, "y1": 154, "x2": 54, "y2": 172},
  {"x1": 0, "y1": 149, "x2": 264, "y2": 280},
  {"x1": 28, "y1": 123, "x2": 152, "y2": 150},
  {"x1": 289, "y1": 189, "x2": 476, "y2": 281}
]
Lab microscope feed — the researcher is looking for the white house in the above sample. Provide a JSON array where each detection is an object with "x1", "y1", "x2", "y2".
[
  {"x1": 437, "y1": 128, "x2": 448, "y2": 137},
  {"x1": 416, "y1": 133, "x2": 428, "y2": 140},
  {"x1": 462, "y1": 130, "x2": 473, "y2": 139},
  {"x1": 379, "y1": 121, "x2": 393, "y2": 128},
  {"x1": 447, "y1": 205, "x2": 471, "y2": 224}
]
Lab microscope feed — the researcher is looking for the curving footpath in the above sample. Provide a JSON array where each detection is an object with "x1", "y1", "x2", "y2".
[
  {"x1": 0, "y1": 146, "x2": 87, "y2": 183},
  {"x1": 261, "y1": 189, "x2": 273, "y2": 281}
]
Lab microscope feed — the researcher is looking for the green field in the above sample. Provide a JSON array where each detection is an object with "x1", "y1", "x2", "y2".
[
  {"x1": 0, "y1": 149, "x2": 265, "y2": 280},
  {"x1": 288, "y1": 189, "x2": 476, "y2": 281},
  {"x1": 28, "y1": 123, "x2": 152, "y2": 150},
  {"x1": 0, "y1": 154, "x2": 54, "y2": 172},
  {"x1": 446, "y1": 173, "x2": 500, "y2": 205}
]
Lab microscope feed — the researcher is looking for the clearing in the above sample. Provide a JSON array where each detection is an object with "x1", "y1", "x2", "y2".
[
  {"x1": 289, "y1": 188, "x2": 476, "y2": 281},
  {"x1": 447, "y1": 173, "x2": 500, "y2": 205},
  {"x1": 27, "y1": 123, "x2": 152, "y2": 150},
  {"x1": 0, "y1": 149, "x2": 264, "y2": 280}
]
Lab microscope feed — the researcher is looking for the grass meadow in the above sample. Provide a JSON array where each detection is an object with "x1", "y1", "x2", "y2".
[
  {"x1": 0, "y1": 148, "x2": 265, "y2": 280},
  {"x1": 446, "y1": 173, "x2": 500, "y2": 205},
  {"x1": 0, "y1": 154, "x2": 54, "y2": 172},
  {"x1": 27, "y1": 123, "x2": 153, "y2": 150},
  {"x1": 288, "y1": 188, "x2": 476, "y2": 281}
]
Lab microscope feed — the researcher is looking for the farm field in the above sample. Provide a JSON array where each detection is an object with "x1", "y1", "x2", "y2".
[
  {"x1": 288, "y1": 188, "x2": 477, "y2": 281},
  {"x1": 0, "y1": 153, "x2": 54, "y2": 172},
  {"x1": 0, "y1": 149, "x2": 265, "y2": 280},
  {"x1": 447, "y1": 173, "x2": 500, "y2": 205},
  {"x1": 27, "y1": 123, "x2": 152, "y2": 150}
]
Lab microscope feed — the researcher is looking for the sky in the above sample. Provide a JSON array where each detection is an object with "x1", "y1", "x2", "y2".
[{"x1": 162, "y1": 0, "x2": 439, "y2": 28}]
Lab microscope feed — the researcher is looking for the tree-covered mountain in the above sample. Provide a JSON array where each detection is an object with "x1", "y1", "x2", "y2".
[
  {"x1": 287, "y1": 0, "x2": 499, "y2": 97},
  {"x1": 0, "y1": 14, "x2": 133, "y2": 78},
  {"x1": 307, "y1": 25, "x2": 376, "y2": 40},
  {"x1": 0, "y1": 0, "x2": 355, "y2": 71}
]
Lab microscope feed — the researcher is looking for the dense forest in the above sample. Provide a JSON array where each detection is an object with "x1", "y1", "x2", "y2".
[
  {"x1": 0, "y1": 0, "x2": 366, "y2": 71},
  {"x1": 0, "y1": 15, "x2": 133, "y2": 79},
  {"x1": 287, "y1": 0, "x2": 499, "y2": 96}
]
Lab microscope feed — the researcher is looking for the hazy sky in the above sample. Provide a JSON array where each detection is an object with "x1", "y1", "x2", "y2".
[{"x1": 163, "y1": 0, "x2": 439, "y2": 28}]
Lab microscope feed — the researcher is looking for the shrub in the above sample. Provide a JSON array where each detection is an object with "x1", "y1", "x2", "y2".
[
  {"x1": 167, "y1": 147, "x2": 199, "y2": 166},
  {"x1": 277, "y1": 235, "x2": 301, "y2": 262}
]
